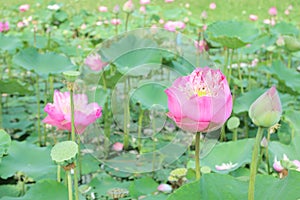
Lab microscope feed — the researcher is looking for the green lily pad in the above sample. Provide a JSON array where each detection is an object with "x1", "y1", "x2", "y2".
[
  {"x1": 0, "y1": 184, "x2": 20, "y2": 198},
  {"x1": 269, "y1": 60, "x2": 300, "y2": 94},
  {"x1": 50, "y1": 141, "x2": 78, "y2": 166},
  {"x1": 271, "y1": 22, "x2": 299, "y2": 36},
  {"x1": 201, "y1": 138, "x2": 254, "y2": 174},
  {"x1": 207, "y1": 20, "x2": 258, "y2": 49},
  {"x1": 12, "y1": 47, "x2": 76, "y2": 76},
  {"x1": 0, "y1": 129, "x2": 11, "y2": 159},
  {"x1": 284, "y1": 110, "x2": 300, "y2": 133},
  {"x1": 130, "y1": 81, "x2": 168, "y2": 110},
  {"x1": 129, "y1": 177, "x2": 159, "y2": 198},
  {"x1": 283, "y1": 35, "x2": 300, "y2": 52},
  {"x1": 0, "y1": 35, "x2": 23, "y2": 53},
  {"x1": 233, "y1": 88, "x2": 265, "y2": 114},
  {"x1": 0, "y1": 180, "x2": 68, "y2": 200},
  {"x1": 0, "y1": 141, "x2": 56, "y2": 180},
  {"x1": 0, "y1": 80, "x2": 33, "y2": 95}
]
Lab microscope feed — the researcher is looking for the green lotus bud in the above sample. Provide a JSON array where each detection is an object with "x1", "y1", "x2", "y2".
[
  {"x1": 123, "y1": 0, "x2": 134, "y2": 13},
  {"x1": 249, "y1": 86, "x2": 282, "y2": 128},
  {"x1": 283, "y1": 35, "x2": 300, "y2": 52}
]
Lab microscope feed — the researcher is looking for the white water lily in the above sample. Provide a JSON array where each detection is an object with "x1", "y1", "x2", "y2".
[{"x1": 215, "y1": 162, "x2": 238, "y2": 171}]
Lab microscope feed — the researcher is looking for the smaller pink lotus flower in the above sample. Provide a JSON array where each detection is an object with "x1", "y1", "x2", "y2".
[
  {"x1": 209, "y1": 2, "x2": 216, "y2": 10},
  {"x1": 112, "y1": 142, "x2": 124, "y2": 152},
  {"x1": 0, "y1": 21, "x2": 9, "y2": 32},
  {"x1": 284, "y1": 9, "x2": 290, "y2": 15},
  {"x1": 215, "y1": 162, "x2": 237, "y2": 171},
  {"x1": 260, "y1": 136, "x2": 268, "y2": 147},
  {"x1": 111, "y1": 18, "x2": 121, "y2": 26},
  {"x1": 251, "y1": 58, "x2": 259, "y2": 67},
  {"x1": 19, "y1": 4, "x2": 30, "y2": 12},
  {"x1": 268, "y1": 6, "x2": 277, "y2": 16},
  {"x1": 123, "y1": 0, "x2": 135, "y2": 13},
  {"x1": 194, "y1": 40, "x2": 209, "y2": 53},
  {"x1": 43, "y1": 90, "x2": 102, "y2": 134},
  {"x1": 157, "y1": 184, "x2": 172, "y2": 193},
  {"x1": 140, "y1": 0, "x2": 150, "y2": 5},
  {"x1": 164, "y1": 21, "x2": 185, "y2": 32},
  {"x1": 159, "y1": 19, "x2": 164, "y2": 24},
  {"x1": 113, "y1": 5, "x2": 120, "y2": 14},
  {"x1": 273, "y1": 156, "x2": 284, "y2": 172},
  {"x1": 139, "y1": 6, "x2": 146, "y2": 14},
  {"x1": 201, "y1": 11, "x2": 208, "y2": 20},
  {"x1": 17, "y1": 21, "x2": 25, "y2": 28},
  {"x1": 80, "y1": 23, "x2": 87, "y2": 30},
  {"x1": 165, "y1": 0, "x2": 174, "y2": 3},
  {"x1": 98, "y1": 6, "x2": 108, "y2": 12},
  {"x1": 249, "y1": 14, "x2": 258, "y2": 21},
  {"x1": 84, "y1": 54, "x2": 108, "y2": 71}
]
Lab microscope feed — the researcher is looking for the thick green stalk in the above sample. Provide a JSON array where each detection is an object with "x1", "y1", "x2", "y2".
[
  {"x1": 57, "y1": 165, "x2": 61, "y2": 182},
  {"x1": 36, "y1": 75, "x2": 42, "y2": 146},
  {"x1": 123, "y1": 78, "x2": 129, "y2": 149},
  {"x1": 248, "y1": 127, "x2": 264, "y2": 200},
  {"x1": 265, "y1": 130, "x2": 271, "y2": 174},
  {"x1": 233, "y1": 129, "x2": 238, "y2": 141},
  {"x1": 195, "y1": 132, "x2": 201, "y2": 180},
  {"x1": 137, "y1": 108, "x2": 144, "y2": 152},
  {"x1": 125, "y1": 13, "x2": 130, "y2": 32},
  {"x1": 0, "y1": 94, "x2": 2, "y2": 129},
  {"x1": 67, "y1": 171, "x2": 73, "y2": 200},
  {"x1": 227, "y1": 49, "x2": 234, "y2": 86}
]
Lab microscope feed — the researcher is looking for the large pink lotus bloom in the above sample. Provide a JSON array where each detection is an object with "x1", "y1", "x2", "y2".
[
  {"x1": 85, "y1": 54, "x2": 108, "y2": 71},
  {"x1": 19, "y1": 4, "x2": 30, "y2": 12},
  {"x1": 269, "y1": 6, "x2": 277, "y2": 16},
  {"x1": 164, "y1": 21, "x2": 185, "y2": 32},
  {"x1": 165, "y1": 67, "x2": 232, "y2": 133},
  {"x1": 98, "y1": 6, "x2": 108, "y2": 12},
  {"x1": 249, "y1": 14, "x2": 258, "y2": 21},
  {"x1": 249, "y1": 86, "x2": 282, "y2": 128},
  {"x1": 140, "y1": 0, "x2": 150, "y2": 5},
  {"x1": 0, "y1": 22, "x2": 9, "y2": 32},
  {"x1": 209, "y1": 2, "x2": 216, "y2": 10},
  {"x1": 43, "y1": 90, "x2": 102, "y2": 134}
]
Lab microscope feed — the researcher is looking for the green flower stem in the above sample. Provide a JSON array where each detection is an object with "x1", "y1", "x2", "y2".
[
  {"x1": 224, "y1": 48, "x2": 230, "y2": 77},
  {"x1": 77, "y1": 137, "x2": 82, "y2": 177},
  {"x1": 67, "y1": 171, "x2": 73, "y2": 200},
  {"x1": 195, "y1": 132, "x2": 201, "y2": 180},
  {"x1": 227, "y1": 49, "x2": 235, "y2": 86},
  {"x1": 152, "y1": 114, "x2": 157, "y2": 173},
  {"x1": 220, "y1": 125, "x2": 226, "y2": 141},
  {"x1": 244, "y1": 113, "x2": 249, "y2": 138},
  {"x1": 233, "y1": 129, "x2": 238, "y2": 141},
  {"x1": 248, "y1": 127, "x2": 264, "y2": 200},
  {"x1": 265, "y1": 130, "x2": 271, "y2": 174},
  {"x1": 288, "y1": 53, "x2": 292, "y2": 68},
  {"x1": 123, "y1": 78, "x2": 130, "y2": 150},
  {"x1": 69, "y1": 86, "x2": 79, "y2": 200},
  {"x1": 0, "y1": 94, "x2": 2, "y2": 129},
  {"x1": 36, "y1": 75, "x2": 42, "y2": 146},
  {"x1": 57, "y1": 165, "x2": 61, "y2": 182},
  {"x1": 137, "y1": 108, "x2": 144, "y2": 152},
  {"x1": 125, "y1": 13, "x2": 130, "y2": 32}
]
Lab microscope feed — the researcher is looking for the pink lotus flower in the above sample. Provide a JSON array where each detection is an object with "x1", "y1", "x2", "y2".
[
  {"x1": 43, "y1": 90, "x2": 102, "y2": 134},
  {"x1": 201, "y1": 11, "x2": 208, "y2": 20},
  {"x1": 98, "y1": 6, "x2": 108, "y2": 12},
  {"x1": 249, "y1": 14, "x2": 258, "y2": 21},
  {"x1": 164, "y1": 21, "x2": 185, "y2": 32},
  {"x1": 284, "y1": 9, "x2": 290, "y2": 15},
  {"x1": 112, "y1": 142, "x2": 124, "y2": 152},
  {"x1": 194, "y1": 40, "x2": 209, "y2": 53},
  {"x1": 17, "y1": 21, "x2": 25, "y2": 28},
  {"x1": 273, "y1": 156, "x2": 284, "y2": 172},
  {"x1": 139, "y1": 6, "x2": 146, "y2": 14},
  {"x1": 113, "y1": 5, "x2": 120, "y2": 14},
  {"x1": 263, "y1": 18, "x2": 276, "y2": 26},
  {"x1": 0, "y1": 21, "x2": 9, "y2": 32},
  {"x1": 165, "y1": 0, "x2": 174, "y2": 3},
  {"x1": 123, "y1": 0, "x2": 135, "y2": 13},
  {"x1": 209, "y1": 2, "x2": 216, "y2": 10},
  {"x1": 84, "y1": 54, "x2": 108, "y2": 71},
  {"x1": 19, "y1": 4, "x2": 30, "y2": 12},
  {"x1": 249, "y1": 86, "x2": 282, "y2": 128},
  {"x1": 111, "y1": 18, "x2": 121, "y2": 26},
  {"x1": 268, "y1": 6, "x2": 277, "y2": 16},
  {"x1": 140, "y1": 0, "x2": 150, "y2": 5},
  {"x1": 157, "y1": 183, "x2": 172, "y2": 193},
  {"x1": 165, "y1": 67, "x2": 232, "y2": 133}
]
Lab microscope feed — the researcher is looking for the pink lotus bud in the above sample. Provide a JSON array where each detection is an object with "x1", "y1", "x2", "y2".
[
  {"x1": 249, "y1": 14, "x2": 258, "y2": 21},
  {"x1": 260, "y1": 136, "x2": 268, "y2": 147},
  {"x1": 164, "y1": 21, "x2": 185, "y2": 32},
  {"x1": 0, "y1": 22, "x2": 9, "y2": 32},
  {"x1": 123, "y1": 0, "x2": 135, "y2": 13},
  {"x1": 194, "y1": 40, "x2": 209, "y2": 53},
  {"x1": 209, "y1": 2, "x2": 216, "y2": 10},
  {"x1": 19, "y1": 4, "x2": 30, "y2": 12},
  {"x1": 263, "y1": 19, "x2": 271, "y2": 25},
  {"x1": 140, "y1": 0, "x2": 150, "y2": 5},
  {"x1": 201, "y1": 11, "x2": 207, "y2": 20},
  {"x1": 17, "y1": 21, "x2": 25, "y2": 28},
  {"x1": 284, "y1": 9, "x2": 290, "y2": 15},
  {"x1": 249, "y1": 86, "x2": 282, "y2": 127},
  {"x1": 269, "y1": 6, "x2": 277, "y2": 16},
  {"x1": 288, "y1": 5, "x2": 293, "y2": 10},
  {"x1": 111, "y1": 18, "x2": 121, "y2": 26},
  {"x1": 165, "y1": 0, "x2": 174, "y2": 3},
  {"x1": 139, "y1": 6, "x2": 146, "y2": 14},
  {"x1": 112, "y1": 142, "x2": 124, "y2": 152},
  {"x1": 273, "y1": 156, "x2": 284, "y2": 172},
  {"x1": 98, "y1": 6, "x2": 108, "y2": 12},
  {"x1": 157, "y1": 184, "x2": 172, "y2": 193},
  {"x1": 84, "y1": 54, "x2": 108, "y2": 71},
  {"x1": 159, "y1": 19, "x2": 164, "y2": 24},
  {"x1": 113, "y1": 5, "x2": 120, "y2": 14},
  {"x1": 80, "y1": 23, "x2": 86, "y2": 30}
]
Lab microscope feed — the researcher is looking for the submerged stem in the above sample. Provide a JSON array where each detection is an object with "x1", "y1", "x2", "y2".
[
  {"x1": 248, "y1": 127, "x2": 264, "y2": 200},
  {"x1": 195, "y1": 132, "x2": 201, "y2": 180}
]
